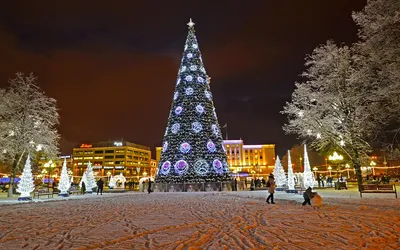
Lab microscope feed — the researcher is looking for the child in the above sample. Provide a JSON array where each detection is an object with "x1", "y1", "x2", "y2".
[{"x1": 302, "y1": 187, "x2": 316, "y2": 206}]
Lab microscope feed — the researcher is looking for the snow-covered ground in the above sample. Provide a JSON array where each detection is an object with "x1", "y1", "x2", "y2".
[{"x1": 0, "y1": 189, "x2": 399, "y2": 249}]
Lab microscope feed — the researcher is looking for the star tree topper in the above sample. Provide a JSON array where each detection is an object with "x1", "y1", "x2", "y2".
[{"x1": 187, "y1": 18, "x2": 195, "y2": 28}]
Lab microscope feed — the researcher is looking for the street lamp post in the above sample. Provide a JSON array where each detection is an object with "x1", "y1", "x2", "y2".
[
  {"x1": 328, "y1": 152, "x2": 343, "y2": 178},
  {"x1": 136, "y1": 165, "x2": 141, "y2": 182},
  {"x1": 327, "y1": 166, "x2": 332, "y2": 177},
  {"x1": 370, "y1": 161, "x2": 376, "y2": 176},
  {"x1": 313, "y1": 167, "x2": 318, "y2": 179},
  {"x1": 345, "y1": 164, "x2": 351, "y2": 178},
  {"x1": 44, "y1": 160, "x2": 56, "y2": 193},
  {"x1": 106, "y1": 171, "x2": 111, "y2": 184}
]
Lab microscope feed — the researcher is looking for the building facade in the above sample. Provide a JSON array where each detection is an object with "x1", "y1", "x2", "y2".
[
  {"x1": 72, "y1": 141, "x2": 156, "y2": 181},
  {"x1": 223, "y1": 140, "x2": 275, "y2": 178},
  {"x1": 156, "y1": 139, "x2": 276, "y2": 179}
]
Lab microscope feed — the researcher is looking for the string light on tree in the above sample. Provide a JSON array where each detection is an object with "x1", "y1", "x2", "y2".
[
  {"x1": 196, "y1": 104, "x2": 204, "y2": 114},
  {"x1": 180, "y1": 142, "x2": 191, "y2": 153},
  {"x1": 175, "y1": 106, "x2": 183, "y2": 115},
  {"x1": 185, "y1": 88, "x2": 194, "y2": 95},
  {"x1": 162, "y1": 141, "x2": 168, "y2": 152},
  {"x1": 192, "y1": 122, "x2": 202, "y2": 133}
]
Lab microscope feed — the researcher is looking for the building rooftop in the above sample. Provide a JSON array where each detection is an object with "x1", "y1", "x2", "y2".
[{"x1": 74, "y1": 141, "x2": 150, "y2": 151}]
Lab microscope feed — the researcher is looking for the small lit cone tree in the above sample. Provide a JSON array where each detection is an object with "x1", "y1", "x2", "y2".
[
  {"x1": 155, "y1": 19, "x2": 231, "y2": 184},
  {"x1": 79, "y1": 172, "x2": 88, "y2": 190},
  {"x1": 85, "y1": 162, "x2": 96, "y2": 193},
  {"x1": 108, "y1": 176, "x2": 116, "y2": 189},
  {"x1": 16, "y1": 154, "x2": 35, "y2": 201},
  {"x1": 272, "y1": 156, "x2": 287, "y2": 190},
  {"x1": 303, "y1": 144, "x2": 315, "y2": 189},
  {"x1": 58, "y1": 158, "x2": 71, "y2": 197},
  {"x1": 286, "y1": 150, "x2": 296, "y2": 192}
]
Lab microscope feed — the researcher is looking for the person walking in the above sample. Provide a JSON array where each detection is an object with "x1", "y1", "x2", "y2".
[
  {"x1": 97, "y1": 178, "x2": 104, "y2": 195},
  {"x1": 147, "y1": 179, "x2": 152, "y2": 194},
  {"x1": 266, "y1": 174, "x2": 276, "y2": 204},
  {"x1": 81, "y1": 181, "x2": 86, "y2": 195}
]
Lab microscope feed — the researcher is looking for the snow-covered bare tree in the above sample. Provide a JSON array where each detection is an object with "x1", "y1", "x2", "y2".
[
  {"x1": 353, "y1": 0, "x2": 400, "y2": 82},
  {"x1": 353, "y1": 0, "x2": 400, "y2": 156},
  {"x1": 0, "y1": 73, "x2": 60, "y2": 197},
  {"x1": 282, "y1": 40, "x2": 400, "y2": 190}
]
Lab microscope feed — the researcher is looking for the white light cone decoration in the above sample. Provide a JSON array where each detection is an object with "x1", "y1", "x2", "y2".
[
  {"x1": 109, "y1": 176, "x2": 116, "y2": 189},
  {"x1": 80, "y1": 172, "x2": 88, "y2": 190},
  {"x1": 272, "y1": 156, "x2": 287, "y2": 188},
  {"x1": 85, "y1": 162, "x2": 96, "y2": 193},
  {"x1": 303, "y1": 144, "x2": 315, "y2": 189},
  {"x1": 287, "y1": 150, "x2": 295, "y2": 190},
  {"x1": 58, "y1": 159, "x2": 71, "y2": 197},
  {"x1": 17, "y1": 154, "x2": 35, "y2": 201}
]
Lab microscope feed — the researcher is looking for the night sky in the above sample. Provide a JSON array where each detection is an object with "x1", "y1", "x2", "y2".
[{"x1": 0, "y1": 0, "x2": 366, "y2": 157}]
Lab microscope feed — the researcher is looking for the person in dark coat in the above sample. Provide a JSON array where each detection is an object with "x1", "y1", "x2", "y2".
[
  {"x1": 148, "y1": 179, "x2": 152, "y2": 194},
  {"x1": 250, "y1": 179, "x2": 255, "y2": 191},
  {"x1": 302, "y1": 187, "x2": 316, "y2": 206},
  {"x1": 97, "y1": 178, "x2": 104, "y2": 195},
  {"x1": 81, "y1": 181, "x2": 86, "y2": 195},
  {"x1": 266, "y1": 174, "x2": 276, "y2": 204}
]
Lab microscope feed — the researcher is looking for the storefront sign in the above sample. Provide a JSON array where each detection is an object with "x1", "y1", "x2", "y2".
[
  {"x1": 114, "y1": 142, "x2": 123, "y2": 147},
  {"x1": 80, "y1": 144, "x2": 92, "y2": 148},
  {"x1": 115, "y1": 166, "x2": 125, "y2": 169},
  {"x1": 103, "y1": 166, "x2": 114, "y2": 169}
]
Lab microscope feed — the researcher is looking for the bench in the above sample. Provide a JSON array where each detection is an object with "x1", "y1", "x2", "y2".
[
  {"x1": 295, "y1": 186, "x2": 306, "y2": 194},
  {"x1": 359, "y1": 184, "x2": 397, "y2": 198},
  {"x1": 33, "y1": 188, "x2": 54, "y2": 199},
  {"x1": 69, "y1": 186, "x2": 80, "y2": 195}
]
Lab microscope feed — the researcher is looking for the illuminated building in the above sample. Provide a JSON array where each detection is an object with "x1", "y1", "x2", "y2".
[
  {"x1": 156, "y1": 139, "x2": 276, "y2": 178},
  {"x1": 72, "y1": 141, "x2": 156, "y2": 181}
]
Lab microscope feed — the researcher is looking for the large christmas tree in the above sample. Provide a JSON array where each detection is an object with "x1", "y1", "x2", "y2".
[{"x1": 156, "y1": 19, "x2": 231, "y2": 184}]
